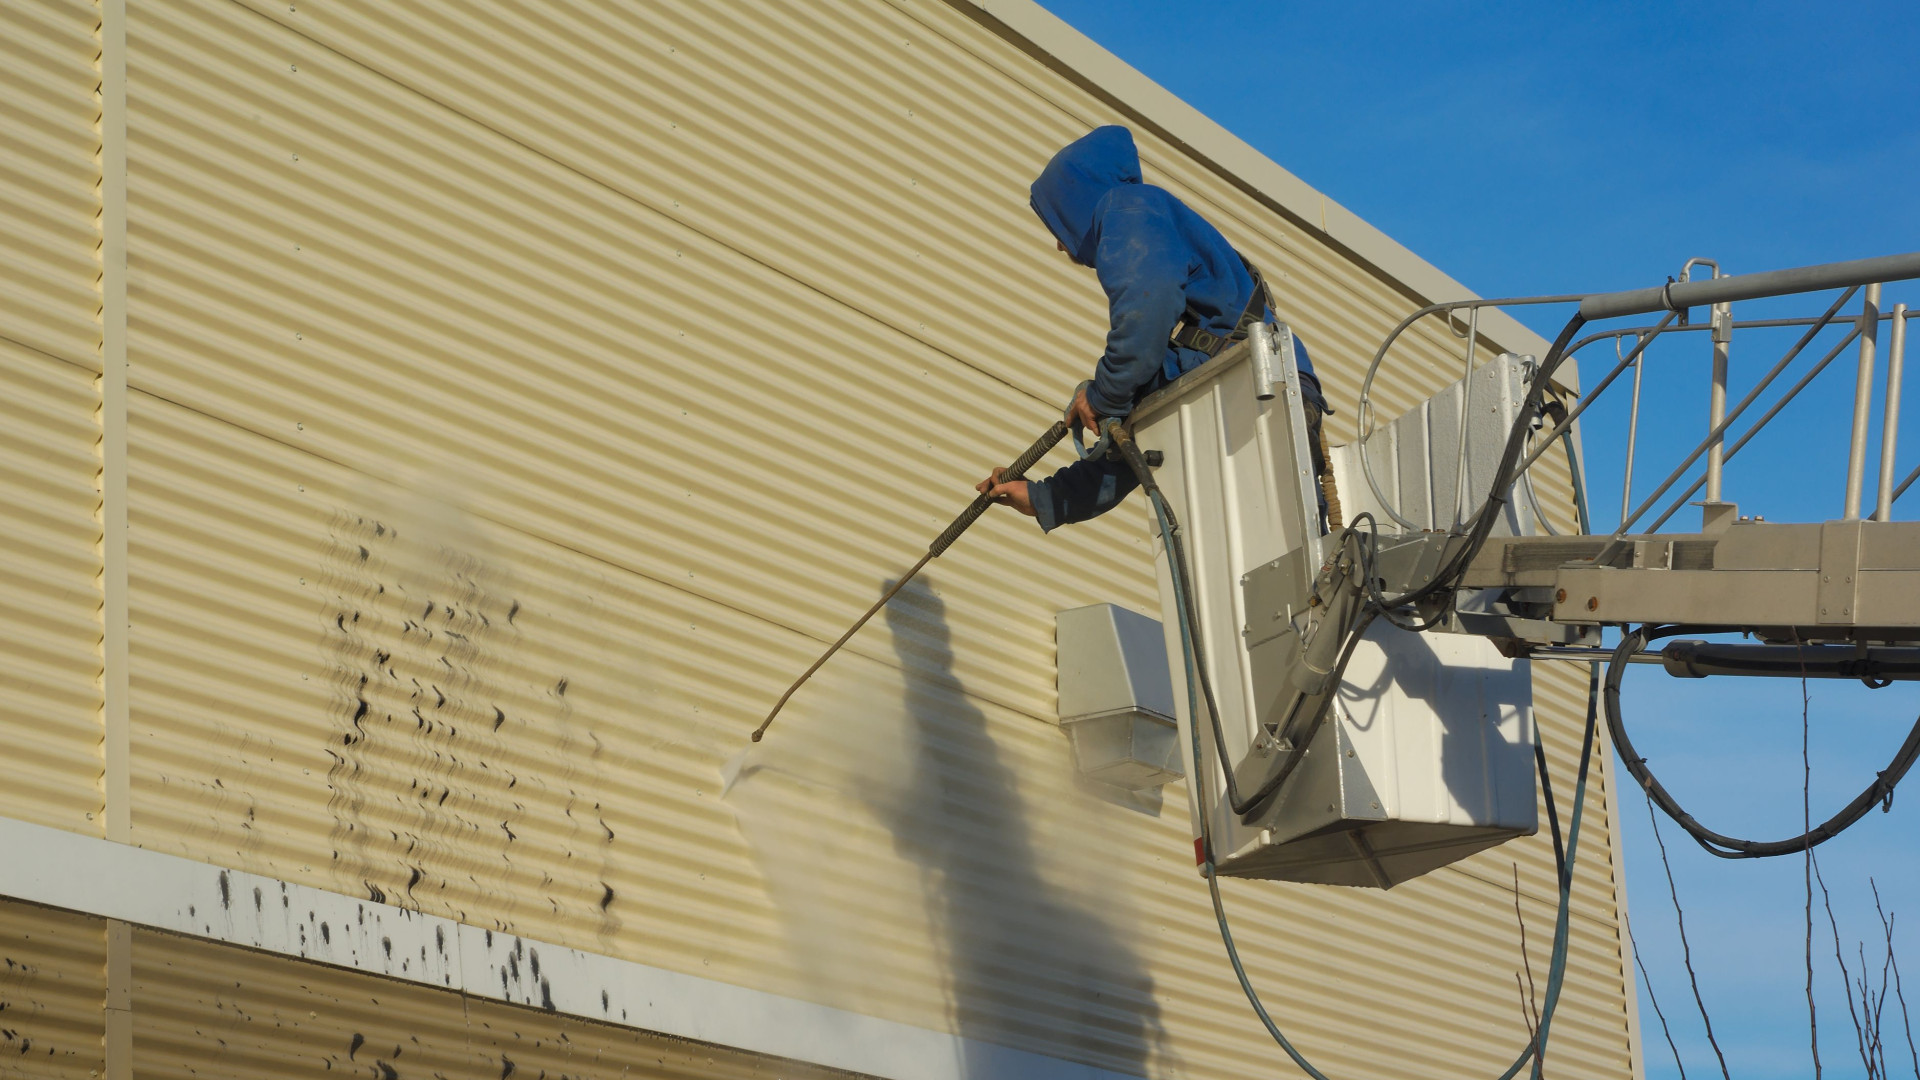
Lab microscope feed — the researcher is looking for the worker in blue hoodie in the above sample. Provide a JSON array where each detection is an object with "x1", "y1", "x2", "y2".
[{"x1": 978, "y1": 125, "x2": 1330, "y2": 531}]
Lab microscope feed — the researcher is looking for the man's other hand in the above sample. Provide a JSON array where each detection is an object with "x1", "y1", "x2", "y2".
[
  {"x1": 1069, "y1": 383, "x2": 1101, "y2": 437},
  {"x1": 976, "y1": 467, "x2": 1036, "y2": 517}
]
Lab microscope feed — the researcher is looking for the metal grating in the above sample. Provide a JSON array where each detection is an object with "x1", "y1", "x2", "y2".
[
  {"x1": 95, "y1": 0, "x2": 1638, "y2": 1077},
  {"x1": 0, "y1": 898, "x2": 107, "y2": 1080},
  {"x1": 0, "y1": 0, "x2": 102, "y2": 371}
]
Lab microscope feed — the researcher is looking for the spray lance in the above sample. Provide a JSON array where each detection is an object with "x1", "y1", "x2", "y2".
[{"x1": 720, "y1": 416, "x2": 1070, "y2": 790}]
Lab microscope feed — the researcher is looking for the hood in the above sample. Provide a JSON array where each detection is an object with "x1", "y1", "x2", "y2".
[{"x1": 1029, "y1": 126, "x2": 1141, "y2": 266}]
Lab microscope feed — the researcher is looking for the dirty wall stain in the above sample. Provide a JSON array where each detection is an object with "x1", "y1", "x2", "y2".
[{"x1": 317, "y1": 507, "x2": 619, "y2": 942}]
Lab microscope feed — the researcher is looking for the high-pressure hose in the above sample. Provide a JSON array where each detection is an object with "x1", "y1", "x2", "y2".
[{"x1": 1606, "y1": 624, "x2": 1920, "y2": 859}]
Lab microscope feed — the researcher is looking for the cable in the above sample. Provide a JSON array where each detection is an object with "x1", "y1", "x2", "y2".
[{"x1": 1605, "y1": 624, "x2": 1920, "y2": 859}]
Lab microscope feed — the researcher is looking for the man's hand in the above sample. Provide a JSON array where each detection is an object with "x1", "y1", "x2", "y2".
[
  {"x1": 976, "y1": 467, "x2": 1036, "y2": 517},
  {"x1": 1069, "y1": 382, "x2": 1101, "y2": 438}
]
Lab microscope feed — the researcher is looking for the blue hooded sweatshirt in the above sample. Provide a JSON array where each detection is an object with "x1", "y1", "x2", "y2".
[{"x1": 1025, "y1": 126, "x2": 1325, "y2": 531}]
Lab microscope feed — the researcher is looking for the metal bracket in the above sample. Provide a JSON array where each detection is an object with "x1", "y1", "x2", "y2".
[{"x1": 1817, "y1": 519, "x2": 1863, "y2": 624}]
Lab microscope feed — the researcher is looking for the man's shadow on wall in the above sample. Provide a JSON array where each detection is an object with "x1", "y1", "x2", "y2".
[{"x1": 881, "y1": 576, "x2": 1165, "y2": 1078}]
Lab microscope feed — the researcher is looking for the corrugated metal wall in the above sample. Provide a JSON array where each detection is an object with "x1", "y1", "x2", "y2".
[
  {"x1": 0, "y1": 897, "x2": 859, "y2": 1078},
  {"x1": 0, "y1": 900, "x2": 108, "y2": 1078},
  {"x1": 0, "y1": 0, "x2": 1634, "y2": 1075},
  {"x1": 0, "y1": 0, "x2": 105, "y2": 836}
]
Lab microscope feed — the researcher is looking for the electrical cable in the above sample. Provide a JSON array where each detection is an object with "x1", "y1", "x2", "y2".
[{"x1": 1605, "y1": 624, "x2": 1920, "y2": 859}]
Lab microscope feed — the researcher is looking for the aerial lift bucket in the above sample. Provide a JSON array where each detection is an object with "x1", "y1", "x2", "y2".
[{"x1": 1128, "y1": 328, "x2": 1541, "y2": 888}]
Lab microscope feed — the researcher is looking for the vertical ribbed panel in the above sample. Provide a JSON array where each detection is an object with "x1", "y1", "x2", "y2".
[
  {"x1": 0, "y1": 341, "x2": 104, "y2": 833},
  {"x1": 0, "y1": 0, "x2": 101, "y2": 370},
  {"x1": 0, "y1": 0, "x2": 104, "y2": 835},
  {"x1": 131, "y1": 926, "x2": 865, "y2": 1078},
  {"x1": 0, "y1": 898, "x2": 107, "y2": 1079},
  {"x1": 104, "y1": 0, "x2": 1633, "y2": 1077}
]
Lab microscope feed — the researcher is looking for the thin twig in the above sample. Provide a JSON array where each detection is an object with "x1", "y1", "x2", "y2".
[
  {"x1": 1626, "y1": 913, "x2": 1689, "y2": 1080},
  {"x1": 1517, "y1": 972, "x2": 1541, "y2": 1075},
  {"x1": 1814, "y1": 849, "x2": 1872, "y2": 1076},
  {"x1": 1513, "y1": 865, "x2": 1546, "y2": 1077},
  {"x1": 1645, "y1": 792, "x2": 1733, "y2": 1079},
  {"x1": 1869, "y1": 937, "x2": 1891, "y2": 1080},
  {"x1": 1871, "y1": 881, "x2": 1918, "y2": 1080},
  {"x1": 1800, "y1": 628, "x2": 1822, "y2": 1078}
]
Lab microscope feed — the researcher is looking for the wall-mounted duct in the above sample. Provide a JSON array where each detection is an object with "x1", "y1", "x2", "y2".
[{"x1": 1055, "y1": 604, "x2": 1182, "y2": 790}]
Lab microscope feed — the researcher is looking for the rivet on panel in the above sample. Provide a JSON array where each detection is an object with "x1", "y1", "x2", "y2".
[
  {"x1": 1555, "y1": 588, "x2": 1567, "y2": 603},
  {"x1": 1586, "y1": 597, "x2": 1598, "y2": 612}
]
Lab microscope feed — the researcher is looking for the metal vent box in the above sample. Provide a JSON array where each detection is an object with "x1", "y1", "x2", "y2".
[{"x1": 1055, "y1": 604, "x2": 1183, "y2": 790}]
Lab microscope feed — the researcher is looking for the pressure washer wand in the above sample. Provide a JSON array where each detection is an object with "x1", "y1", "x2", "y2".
[{"x1": 748, "y1": 420, "x2": 1069, "y2": 744}]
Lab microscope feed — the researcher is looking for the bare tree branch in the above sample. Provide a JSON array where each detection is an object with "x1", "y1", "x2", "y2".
[
  {"x1": 1626, "y1": 913, "x2": 1689, "y2": 1080},
  {"x1": 1800, "y1": 630, "x2": 1823, "y2": 1078},
  {"x1": 1871, "y1": 882, "x2": 1918, "y2": 1080},
  {"x1": 1645, "y1": 791, "x2": 1732, "y2": 1080},
  {"x1": 1513, "y1": 865, "x2": 1545, "y2": 1078},
  {"x1": 1814, "y1": 849, "x2": 1873, "y2": 1077}
]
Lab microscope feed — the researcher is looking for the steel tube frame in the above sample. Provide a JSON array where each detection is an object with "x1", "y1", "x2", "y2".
[
  {"x1": 1706, "y1": 301, "x2": 1730, "y2": 505},
  {"x1": 1579, "y1": 251, "x2": 1920, "y2": 321},
  {"x1": 1846, "y1": 284, "x2": 1883, "y2": 520},
  {"x1": 1621, "y1": 333, "x2": 1646, "y2": 530},
  {"x1": 1643, "y1": 325, "x2": 1865, "y2": 533},
  {"x1": 1596, "y1": 287, "x2": 1860, "y2": 537},
  {"x1": 1513, "y1": 312, "x2": 1677, "y2": 478},
  {"x1": 1877, "y1": 303, "x2": 1908, "y2": 520},
  {"x1": 1357, "y1": 294, "x2": 1588, "y2": 531},
  {"x1": 1566, "y1": 310, "x2": 1912, "y2": 356},
  {"x1": 1450, "y1": 306, "x2": 1480, "y2": 527}
]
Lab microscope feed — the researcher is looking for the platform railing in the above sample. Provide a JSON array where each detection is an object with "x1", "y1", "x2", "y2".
[{"x1": 1356, "y1": 251, "x2": 1920, "y2": 541}]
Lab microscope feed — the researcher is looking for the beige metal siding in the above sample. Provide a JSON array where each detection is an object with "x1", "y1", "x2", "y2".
[
  {"x1": 0, "y1": 344, "x2": 105, "y2": 833},
  {"x1": 84, "y1": 0, "x2": 1638, "y2": 1076},
  {"x1": 130, "y1": 924, "x2": 863, "y2": 1078},
  {"x1": 0, "y1": 0, "x2": 102, "y2": 371},
  {"x1": 0, "y1": 899, "x2": 107, "y2": 1079},
  {"x1": 0, "y1": 0, "x2": 106, "y2": 836}
]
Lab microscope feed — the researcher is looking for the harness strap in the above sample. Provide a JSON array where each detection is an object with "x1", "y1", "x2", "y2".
[{"x1": 1169, "y1": 256, "x2": 1274, "y2": 358}]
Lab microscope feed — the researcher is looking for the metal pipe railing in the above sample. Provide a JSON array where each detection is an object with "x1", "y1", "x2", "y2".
[
  {"x1": 1881, "y1": 304, "x2": 1910, "y2": 520},
  {"x1": 1643, "y1": 325, "x2": 1866, "y2": 532},
  {"x1": 1592, "y1": 287, "x2": 1859, "y2": 538},
  {"x1": 1450, "y1": 306, "x2": 1479, "y2": 527},
  {"x1": 1513, "y1": 312, "x2": 1676, "y2": 477},
  {"x1": 1357, "y1": 255, "x2": 1920, "y2": 536},
  {"x1": 1706, "y1": 300, "x2": 1731, "y2": 505},
  {"x1": 1579, "y1": 251, "x2": 1920, "y2": 321},
  {"x1": 1620, "y1": 333, "x2": 1646, "y2": 530},
  {"x1": 1845, "y1": 284, "x2": 1883, "y2": 520}
]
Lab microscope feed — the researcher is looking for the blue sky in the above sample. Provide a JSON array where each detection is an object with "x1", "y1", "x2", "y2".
[{"x1": 1031, "y1": 2, "x2": 1920, "y2": 1077}]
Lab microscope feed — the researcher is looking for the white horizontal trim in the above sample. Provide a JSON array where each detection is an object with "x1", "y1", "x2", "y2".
[
  {"x1": 946, "y1": 0, "x2": 1557, "y2": 365},
  {"x1": 0, "y1": 816, "x2": 1138, "y2": 1080}
]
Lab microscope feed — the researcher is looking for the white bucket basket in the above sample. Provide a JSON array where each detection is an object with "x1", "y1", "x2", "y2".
[{"x1": 1127, "y1": 328, "x2": 1538, "y2": 888}]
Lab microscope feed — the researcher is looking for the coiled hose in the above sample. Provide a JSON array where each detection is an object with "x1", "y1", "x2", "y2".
[{"x1": 1606, "y1": 624, "x2": 1920, "y2": 859}]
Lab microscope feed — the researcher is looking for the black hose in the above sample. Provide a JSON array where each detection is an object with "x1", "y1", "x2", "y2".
[
  {"x1": 1606, "y1": 624, "x2": 1920, "y2": 858},
  {"x1": 1536, "y1": 735, "x2": 1567, "y2": 889},
  {"x1": 1112, "y1": 430, "x2": 1256, "y2": 815}
]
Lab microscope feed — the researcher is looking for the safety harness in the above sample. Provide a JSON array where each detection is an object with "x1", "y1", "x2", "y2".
[{"x1": 1168, "y1": 257, "x2": 1274, "y2": 358}]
